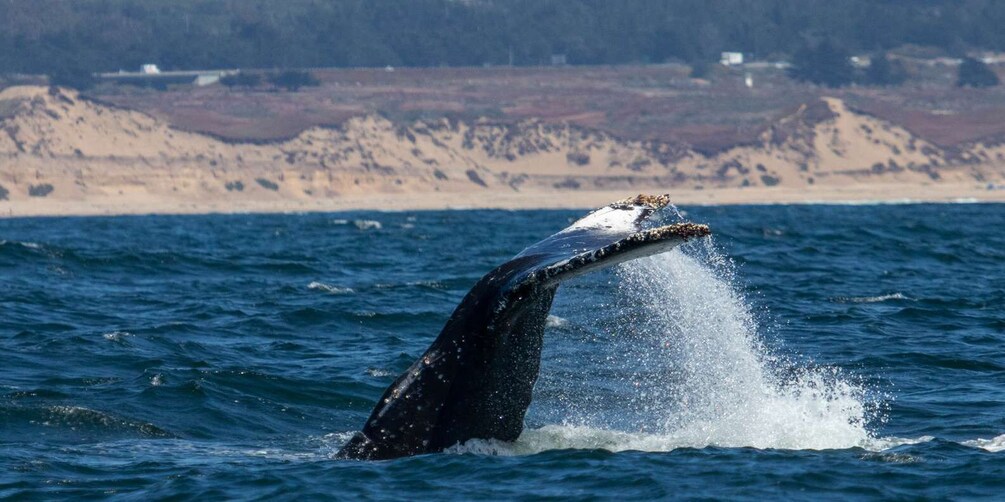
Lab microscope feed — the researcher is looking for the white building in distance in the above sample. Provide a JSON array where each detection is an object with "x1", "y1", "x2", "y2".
[{"x1": 720, "y1": 52, "x2": 744, "y2": 66}]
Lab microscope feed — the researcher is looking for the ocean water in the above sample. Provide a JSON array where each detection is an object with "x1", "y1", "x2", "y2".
[{"x1": 1, "y1": 204, "x2": 1003, "y2": 499}]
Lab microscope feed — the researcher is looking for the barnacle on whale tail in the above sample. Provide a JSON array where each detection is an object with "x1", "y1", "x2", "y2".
[{"x1": 611, "y1": 193, "x2": 674, "y2": 209}]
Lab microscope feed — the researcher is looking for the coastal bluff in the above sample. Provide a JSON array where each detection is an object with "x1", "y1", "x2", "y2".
[{"x1": 1, "y1": 85, "x2": 1003, "y2": 214}]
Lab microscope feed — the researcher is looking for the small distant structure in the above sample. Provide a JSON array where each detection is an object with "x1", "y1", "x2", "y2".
[
  {"x1": 720, "y1": 52, "x2": 744, "y2": 66},
  {"x1": 550, "y1": 54, "x2": 568, "y2": 66},
  {"x1": 976, "y1": 52, "x2": 1005, "y2": 65},
  {"x1": 850, "y1": 56, "x2": 871, "y2": 68},
  {"x1": 194, "y1": 74, "x2": 221, "y2": 86},
  {"x1": 98, "y1": 65, "x2": 237, "y2": 88},
  {"x1": 931, "y1": 57, "x2": 964, "y2": 66},
  {"x1": 744, "y1": 61, "x2": 792, "y2": 70}
]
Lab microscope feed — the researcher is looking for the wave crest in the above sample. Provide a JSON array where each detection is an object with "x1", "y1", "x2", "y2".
[
  {"x1": 963, "y1": 434, "x2": 1005, "y2": 452},
  {"x1": 307, "y1": 281, "x2": 355, "y2": 295},
  {"x1": 448, "y1": 425, "x2": 930, "y2": 456},
  {"x1": 833, "y1": 293, "x2": 912, "y2": 303}
]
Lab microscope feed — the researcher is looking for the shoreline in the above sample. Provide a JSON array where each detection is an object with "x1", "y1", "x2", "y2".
[{"x1": 2, "y1": 184, "x2": 1004, "y2": 218}]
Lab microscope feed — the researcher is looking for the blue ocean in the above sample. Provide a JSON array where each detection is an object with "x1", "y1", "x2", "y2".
[{"x1": 2, "y1": 204, "x2": 1003, "y2": 499}]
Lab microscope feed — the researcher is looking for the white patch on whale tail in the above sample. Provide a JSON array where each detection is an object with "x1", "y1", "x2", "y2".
[{"x1": 560, "y1": 206, "x2": 651, "y2": 235}]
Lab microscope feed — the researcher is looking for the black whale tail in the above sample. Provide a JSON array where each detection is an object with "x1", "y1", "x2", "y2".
[{"x1": 339, "y1": 195, "x2": 710, "y2": 460}]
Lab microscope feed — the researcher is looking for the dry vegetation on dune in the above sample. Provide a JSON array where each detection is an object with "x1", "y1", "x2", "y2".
[
  {"x1": 97, "y1": 66, "x2": 817, "y2": 151},
  {"x1": 93, "y1": 65, "x2": 1005, "y2": 150}
]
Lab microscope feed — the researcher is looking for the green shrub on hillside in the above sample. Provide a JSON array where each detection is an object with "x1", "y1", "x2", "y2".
[{"x1": 958, "y1": 58, "x2": 1000, "y2": 88}]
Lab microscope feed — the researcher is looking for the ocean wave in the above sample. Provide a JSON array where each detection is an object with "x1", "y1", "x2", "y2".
[
  {"x1": 963, "y1": 434, "x2": 1005, "y2": 452},
  {"x1": 322, "y1": 432, "x2": 359, "y2": 458},
  {"x1": 2, "y1": 405, "x2": 173, "y2": 438},
  {"x1": 353, "y1": 220, "x2": 382, "y2": 231},
  {"x1": 0, "y1": 239, "x2": 57, "y2": 260},
  {"x1": 443, "y1": 431, "x2": 1005, "y2": 457},
  {"x1": 325, "y1": 426, "x2": 946, "y2": 457},
  {"x1": 446, "y1": 425, "x2": 934, "y2": 456},
  {"x1": 372, "y1": 280, "x2": 448, "y2": 291},
  {"x1": 71, "y1": 439, "x2": 328, "y2": 464},
  {"x1": 307, "y1": 281, "x2": 355, "y2": 295},
  {"x1": 329, "y1": 217, "x2": 383, "y2": 230},
  {"x1": 365, "y1": 368, "x2": 393, "y2": 378},
  {"x1": 0, "y1": 239, "x2": 43, "y2": 249},
  {"x1": 833, "y1": 293, "x2": 912, "y2": 303},
  {"x1": 102, "y1": 331, "x2": 132, "y2": 342},
  {"x1": 796, "y1": 198, "x2": 1000, "y2": 206}
]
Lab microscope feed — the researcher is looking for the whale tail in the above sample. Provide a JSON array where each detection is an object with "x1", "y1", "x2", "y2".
[{"x1": 339, "y1": 195, "x2": 710, "y2": 460}]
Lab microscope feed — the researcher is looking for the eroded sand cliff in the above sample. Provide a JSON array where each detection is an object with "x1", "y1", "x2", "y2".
[{"x1": 1, "y1": 85, "x2": 1003, "y2": 214}]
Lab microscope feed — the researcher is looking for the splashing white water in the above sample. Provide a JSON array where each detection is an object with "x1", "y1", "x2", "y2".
[
  {"x1": 614, "y1": 244, "x2": 874, "y2": 450},
  {"x1": 353, "y1": 219, "x2": 382, "y2": 231},
  {"x1": 964, "y1": 434, "x2": 1005, "y2": 452},
  {"x1": 449, "y1": 425, "x2": 928, "y2": 456},
  {"x1": 102, "y1": 331, "x2": 132, "y2": 342},
  {"x1": 485, "y1": 237, "x2": 886, "y2": 455},
  {"x1": 545, "y1": 315, "x2": 569, "y2": 328}
]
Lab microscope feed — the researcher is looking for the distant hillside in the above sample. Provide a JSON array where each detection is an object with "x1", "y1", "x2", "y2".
[
  {"x1": 4, "y1": 0, "x2": 1005, "y2": 75},
  {"x1": 1, "y1": 86, "x2": 1002, "y2": 211}
]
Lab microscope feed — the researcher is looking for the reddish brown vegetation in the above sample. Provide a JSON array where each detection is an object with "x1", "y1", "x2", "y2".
[{"x1": 88, "y1": 65, "x2": 1005, "y2": 151}]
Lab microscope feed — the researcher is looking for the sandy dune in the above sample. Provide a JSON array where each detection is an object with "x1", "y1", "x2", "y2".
[{"x1": 1, "y1": 85, "x2": 1003, "y2": 216}]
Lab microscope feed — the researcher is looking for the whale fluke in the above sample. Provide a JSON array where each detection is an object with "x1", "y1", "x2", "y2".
[{"x1": 338, "y1": 195, "x2": 710, "y2": 459}]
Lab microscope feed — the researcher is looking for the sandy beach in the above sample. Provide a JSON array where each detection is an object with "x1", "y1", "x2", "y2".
[{"x1": 2, "y1": 183, "x2": 1003, "y2": 218}]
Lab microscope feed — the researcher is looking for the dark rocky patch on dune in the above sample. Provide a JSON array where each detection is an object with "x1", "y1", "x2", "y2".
[
  {"x1": 255, "y1": 178, "x2": 279, "y2": 191},
  {"x1": 466, "y1": 169, "x2": 487, "y2": 187},
  {"x1": 28, "y1": 183, "x2": 53, "y2": 197}
]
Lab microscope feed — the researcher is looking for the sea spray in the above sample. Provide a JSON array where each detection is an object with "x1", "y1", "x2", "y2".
[
  {"x1": 458, "y1": 236, "x2": 880, "y2": 455},
  {"x1": 612, "y1": 240, "x2": 875, "y2": 450}
]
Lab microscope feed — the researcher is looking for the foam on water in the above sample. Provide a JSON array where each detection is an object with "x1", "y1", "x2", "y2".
[
  {"x1": 307, "y1": 281, "x2": 355, "y2": 295},
  {"x1": 963, "y1": 434, "x2": 1005, "y2": 452},
  {"x1": 365, "y1": 367, "x2": 393, "y2": 378},
  {"x1": 353, "y1": 219, "x2": 382, "y2": 231},
  {"x1": 448, "y1": 426, "x2": 931, "y2": 456},
  {"x1": 102, "y1": 331, "x2": 132, "y2": 342},
  {"x1": 545, "y1": 315, "x2": 569, "y2": 328},
  {"x1": 0, "y1": 239, "x2": 43, "y2": 249},
  {"x1": 833, "y1": 292, "x2": 911, "y2": 303}
]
